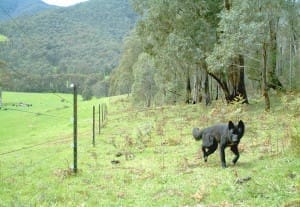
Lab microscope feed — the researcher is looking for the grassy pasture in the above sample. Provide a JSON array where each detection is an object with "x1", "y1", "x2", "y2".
[
  {"x1": 0, "y1": 34, "x2": 8, "y2": 42},
  {"x1": 0, "y1": 91, "x2": 299, "y2": 207}
]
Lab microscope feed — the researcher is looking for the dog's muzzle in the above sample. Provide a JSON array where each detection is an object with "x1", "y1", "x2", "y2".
[{"x1": 231, "y1": 135, "x2": 239, "y2": 145}]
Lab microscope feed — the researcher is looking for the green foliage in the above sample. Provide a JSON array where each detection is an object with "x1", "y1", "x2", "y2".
[
  {"x1": 113, "y1": 0, "x2": 221, "y2": 105},
  {"x1": 115, "y1": 0, "x2": 300, "y2": 107},
  {"x1": 0, "y1": 0, "x2": 137, "y2": 95},
  {"x1": 81, "y1": 86, "x2": 93, "y2": 101},
  {"x1": 0, "y1": 34, "x2": 8, "y2": 42},
  {"x1": 131, "y1": 53, "x2": 158, "y2": 107},
  {"x1": 0, "y1": 91, "x2": 299, "y2": 206},
  {"x1": 109, "y1": 31, "x2": 143, "y2": 96}
]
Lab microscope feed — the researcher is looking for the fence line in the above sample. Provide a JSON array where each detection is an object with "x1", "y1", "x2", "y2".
[
  {"x1": 1, "y1": 146, "x2": 71, "y2": 181},
  {"x1": 1, "y1": 107, "x2": 70, "y2": 119},
  {"x1": 51, "y1": 93, "x2": 72, "y2": 104},
  {"x1": 0, "y1": 137, "x2": 72, "y2": 156},
  {"x1": 1, "y1": 97, "x2": 109, "y2": 177},
  {"x1": 92, "y1": 103, "x2": 108, "y2": 146}
]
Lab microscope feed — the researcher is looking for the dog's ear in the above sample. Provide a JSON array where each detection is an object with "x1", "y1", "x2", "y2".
[
  {"x1": 237, "y1": 120, "x2": 245, "y2": 137},
  {"x1": 228, "y1": 121, "x2": 235, "y2": 130},
  {"x1": 238, "y1": 120, "x2": 245, "y2": 129}
]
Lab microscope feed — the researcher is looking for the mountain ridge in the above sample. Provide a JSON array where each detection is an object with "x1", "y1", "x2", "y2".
[
  {"x1": 0, "y1": 0, "x2": 137, "y2": 96},
  {"x1": 0, "y1": 0, "x2": 56, "y2": 21}
]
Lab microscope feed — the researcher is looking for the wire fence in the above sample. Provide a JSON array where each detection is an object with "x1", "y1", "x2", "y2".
[
  {"x1": 1, "y1": 106, "x2": 65, "y2": 118},
  {"x1": 0, "y1": 98, "x2": 108, "y2": 179},
  {"x1": 0, "y1": 136, "x2": 72, "y2": 156},
  {"x1": 1, "y1": 146, "x2": 70, "y2": 181},
  {"x1": 0, "y1": 93, "x2": 293, "y2": 196}
]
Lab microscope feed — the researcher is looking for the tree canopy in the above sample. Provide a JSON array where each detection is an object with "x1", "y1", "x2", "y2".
[{"x1": 110, "y1": 0, "x2": 300, "y2": 109}]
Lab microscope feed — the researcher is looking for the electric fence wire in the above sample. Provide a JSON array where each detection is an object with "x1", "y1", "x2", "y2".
[
  {"x1": 0, "y1": 144, "x2": 73, "y2": 181},
  {"x1": 0, "y1": 137, "x2": 73, "y2": 156},
  {"x1": 0, "y1": 129, "x2": 96, "y2": 180},
  {"x1": 1, "y1": 107, "x2": 61, "y2": 117},
  {"x1": 51, "y1": 93, "x2": 72, "y2": 104},
  {"x1": 0, "y1": 101, "x2": 79, "y2": 156},
  {"x1": 0, "y1": 98, "x2": 74, "y2": 156},
  {"x1": 0, "y1": 5, "x2": 81, "y2": 180}
]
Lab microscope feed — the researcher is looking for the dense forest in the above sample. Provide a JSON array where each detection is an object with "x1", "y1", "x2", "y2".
[
  {"x1": 0, "y1": 0, "x2": 137, "y2": 99},
  {"x1": 110, "y1": 0, "x2": 300, "y2": 110}
]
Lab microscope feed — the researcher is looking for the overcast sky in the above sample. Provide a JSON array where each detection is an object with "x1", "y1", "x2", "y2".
[{"x1": 42, "y1": 0, "x2": 89, "y2": 7}]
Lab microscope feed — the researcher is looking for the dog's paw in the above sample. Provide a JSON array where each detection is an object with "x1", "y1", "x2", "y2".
[{"x1": 232, "y1": 157, "x2": 239, "y2": 164}]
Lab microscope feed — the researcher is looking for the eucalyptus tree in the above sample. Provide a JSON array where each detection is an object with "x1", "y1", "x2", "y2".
[
  {"x1": 116, "y1": 0, "x2": 300, "y2": 108},
  {"x1": 109, "y1": 31, "x2": 143, "y2": 96},
  {"x1": 206, "y1": 0, "x2": 249, "y2": 104},
  {"x1": 0, "y1": 35, "x2": 8, "y2": 106},
  {"x1": 207, "y1": 0, "x2": 299, "y2": 110},
  {"x1": 131, "y1": 53, "x2": 158, "y2": 107},
  {"x1": 279, "y1": 0, "x2": 300, "y2": 90},
  {"x1": 129, "y1": 0, "x2": 222, "y2": 105}
]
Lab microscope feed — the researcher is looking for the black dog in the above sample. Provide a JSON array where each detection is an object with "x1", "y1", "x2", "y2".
[{"x1": 192, "y1": 120, "x2": 245, "y2": 168}]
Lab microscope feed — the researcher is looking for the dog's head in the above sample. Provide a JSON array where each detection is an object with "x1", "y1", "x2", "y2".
[{"x1": 228, "y1": 120, "x2": 245, "y2": 144}]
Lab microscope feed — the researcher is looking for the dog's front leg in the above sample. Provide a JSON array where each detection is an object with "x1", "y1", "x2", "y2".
[
  {"x1": 202, "y1": 146, "x2": 208, "y2": 162},
  {"x1": 231, "y1": 145, "x2": 240, "y2": 164},
  {"x1": 219, "y1": 145, "x2": 227, "y2": 168}
]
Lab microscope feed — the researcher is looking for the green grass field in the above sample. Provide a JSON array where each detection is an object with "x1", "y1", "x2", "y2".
[
  {"x1": 0, "y1": 91, "x2": 299, "y2": 207},
  {"x1": 0, "y1": 35, "x2": 8, "y2": 42}
]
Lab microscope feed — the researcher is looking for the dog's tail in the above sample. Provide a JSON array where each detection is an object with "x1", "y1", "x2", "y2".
[{"x1": 192, "y1": 128, "x2": 203, "y2": 141}]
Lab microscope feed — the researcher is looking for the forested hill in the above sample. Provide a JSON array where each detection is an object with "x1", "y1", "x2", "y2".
[
  {"x1": 0, "y1": 0, "x2": 137, "y2": 97},
  {"x1": 0, "y1": 0, "x2": 55, "y2": 21}
]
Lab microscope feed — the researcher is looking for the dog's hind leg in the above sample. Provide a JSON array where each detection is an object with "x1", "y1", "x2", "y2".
[{"x1": 231, "y1": 145, "x2": 240, "y2": 164}]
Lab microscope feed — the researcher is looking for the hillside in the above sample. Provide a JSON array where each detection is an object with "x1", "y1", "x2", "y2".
[
  {"x1": 0, "y1": 91, "x2": 299, "y2": 206},
  {"x1": 0, "y1": 0, "x2": 137, "y2": 95},
  {"x1": 0, "y1": 0, "x2": 55, "y2": 21}
]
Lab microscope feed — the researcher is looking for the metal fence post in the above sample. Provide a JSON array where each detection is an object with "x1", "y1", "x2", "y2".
[
  {"x1": 98, "y1": 104, "x2": 101, "y2": 134},
  {"x1": 93, "y1": 105, "x2": 95, "y2": 146},
  {"x1": 71, "y1": 83, "x2": 77, "y2": 173}
]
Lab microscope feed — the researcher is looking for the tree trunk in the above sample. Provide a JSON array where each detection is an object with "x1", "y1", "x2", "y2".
[
  {"x1": 192, "y1": 68, "x2": 201, "y2": 104},
  {"x1": 208, "y1": 71, "x2": 231, "y2": 103},
  {"x1": 237, "y1": 55, "x2": 249, "y2": 103},
  {"x1": 262, "y1": 42, "x2": 270, "y2": 111},
  {"x1": 215, "y1": 84, "x2": 219, "y2": 100},
  {"x1": 147, "y1": 98, "x2": 151, "y2": 107},
  {"x1": 201, "y1": 62, "x2": 211, "y2": 105},
  {"x1": 289, "y1": 40, "x2": 293, "y2": 89},
  {"x1": 224, "y1": 0, "x2": 231, "y2": 10},
  {"x1": 185, "y1": 71, "x2": 192, "y2": 104},
  {"x1": 219, "y1": 0, "x2": 248, "y2": 104},
  {"x1": 268, "y1": 18, "x2": 283, "y2": 90}
]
